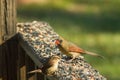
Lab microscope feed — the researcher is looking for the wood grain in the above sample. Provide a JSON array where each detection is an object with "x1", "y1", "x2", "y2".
[{"x1": 0, "y1": 0, "x2": 17, "y2": 80}]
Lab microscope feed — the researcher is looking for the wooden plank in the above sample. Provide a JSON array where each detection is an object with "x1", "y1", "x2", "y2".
[
  {"x1": 18, "y1": 44, "x2": 38, "y2": 80},
  {"x1": 0, "y1": 0, "x2": 17, "y2": 79},
  {"x1": 25, "y1": 54, "x2": 37, "y2": 80},
  {"x1": 0, "y1": 36, "x2": 17, "y2": 80},
  {"x1": 1, "y1": 43, "x2": 8, "y2": 80},
  {"x1": 8, "y1": 37, "x2": 18, "y2": 80},
  {"x1": 0, "y1": 0, "x2": 2, "y2": 44},
  {"x1": 17, "y1": 46, "x2": 20, "y2": 80},
  {"x1": 0, "y1": 0, "x2": 4, "y2": 45},
  {"x1": 18, "y1": 45, "x2": 26, "y2": 80},
  {"x1": 20, "y1": 66, "x2": 26, "y2": 80},
  {"x1": 13, "y1": 0, "x2": 16, "y2": 33},
  {"x1": 0, "y1": 0, "x2": 16, "y2": 43},
  {"x1": 5, "y1": 0, "x2": 16, "y2": 35},
  {"x1": 0, "y1": 0, "x2": 3, "y2": 79},
  {"x1": 19, "y1": 36, "x2": 44, "y2": 80},
  {"x1": 0, "y1": 46, "x2": 2, "y2": 80},
  {"x1": 19, "y1": 36, "x2": 43, "y2": 68}
]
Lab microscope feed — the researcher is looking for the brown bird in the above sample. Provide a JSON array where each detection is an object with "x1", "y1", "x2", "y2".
[
  {"x1": 55, "y1": 36, "x2": 103, "y2": 60},
  {"x1": 28, "y1": 55, "x2": 61, "y2": 76}
]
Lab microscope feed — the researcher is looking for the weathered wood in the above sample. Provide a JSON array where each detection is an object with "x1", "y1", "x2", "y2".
[
  {"x1": 19, "y1": 36, "x2": 43, "y2": 68},
  {"x1": 0, "y1": 43, "x2": 8, "y2": 80},
  {"x1": 0, "y1": 36, "x2": 18, "y2": 80},
  {"x1": 0, "y1": 0, "x2": 44, "y2": 80},
  {"x1": 0, "y1": 45, "x2": 2, "y2": 80},
  {"x1": 0, "y1": 0, "x2": 2, "y2": 79},
  {"x1": 1, "y1": 46, "x2": 7, "y2": 80},
  {"x1": 18, "y1": 45, "x2": 26, "y2": 80},
  {"x1": 0, "y1": 0, "x2": 16, "y2": 43},
  {"x1": 6, "y1": 37, "x2": 18, "y2": 80},
  {"x1": 17, "y1": 44, "x2": 37, "y2": 80},
  {"x1": 0, "y1": 0, "x2": 17, "y2": 80},
  {"x1": 0, "y1": 0, "x2": 4, "y2": 44},
  {"x1": 25, "y1": 54, "x2": 37, "y2": 80}
]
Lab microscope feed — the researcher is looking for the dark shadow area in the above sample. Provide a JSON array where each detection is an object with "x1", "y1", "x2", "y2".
[
  {"x1": 17, "y1": 5, "x2": 120, "y2": 33},
  {"x1": 0, "y1": 35, "x2": 18, "y2": 80},
  {"x1": 0, "y1": 34, "x2": 40, "y2": 79}
]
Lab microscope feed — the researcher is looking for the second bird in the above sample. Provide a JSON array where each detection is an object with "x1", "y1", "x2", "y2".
[
  {"x1": 28, "y1": 55, "x2": 61, "y2": 75},
  {"x1": 55, "y1": 36, "x2": 103, "y2": 60}
]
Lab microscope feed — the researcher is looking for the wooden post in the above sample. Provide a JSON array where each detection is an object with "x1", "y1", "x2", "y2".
[
  {"x1": 0, "y1": 0, "x2": 17, "y2": 80},
  {"x1": 0, "y1": 0, "x2": 16, "y2": 44},
  {"x1": 0, "y1": 0, "x2": 40, "y2": 80}
]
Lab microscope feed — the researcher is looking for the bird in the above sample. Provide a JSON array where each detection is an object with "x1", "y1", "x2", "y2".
[
  {"x1": 55, "y1": 36, "x2": 104, "y2": 60},
  {"x1": 28, "y1": 55, "x2": 61, "y2": 76}
]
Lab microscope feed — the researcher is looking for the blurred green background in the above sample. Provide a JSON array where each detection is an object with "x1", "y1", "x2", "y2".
[{"x1": 17, "y1": 0, "x2": 120, "y2": 79}]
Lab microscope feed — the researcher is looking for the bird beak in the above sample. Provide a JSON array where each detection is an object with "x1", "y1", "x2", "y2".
[
  {"x1": 59, "y1": 40, "x2": 62, "y2": 43},
  {"x1": 55, "y1": 39, "x2": 62, "y2": 45},
  {"x1": 55, "y1": 39, "x2": 60, "y2": 45}
]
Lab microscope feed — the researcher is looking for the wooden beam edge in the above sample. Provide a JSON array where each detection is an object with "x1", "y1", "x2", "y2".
[{"x1": 18, "y1": 34, "x2": 43, "y2": 68}]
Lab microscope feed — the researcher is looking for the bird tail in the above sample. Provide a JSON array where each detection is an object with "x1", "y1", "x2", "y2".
[
  {"x1": 85, "y1": 50, "x2": 104, "y2": 59},
  {"x1": 27, "y1": 69, "x2": 42, "y2": 74}
]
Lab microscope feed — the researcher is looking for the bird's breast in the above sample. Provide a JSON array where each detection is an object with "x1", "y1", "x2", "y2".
[{"x1": 53, "y1": 63, "x2": 58, "y2": 69}]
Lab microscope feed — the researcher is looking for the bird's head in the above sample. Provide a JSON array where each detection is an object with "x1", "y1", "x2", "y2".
[
  {"x1": 52, "y1": 55, "x2": 60, "y2": 60},
  {"x1": 55, "y1": 39, "x2": 62, "y2": 46},
  {"x1": 50, "y1": 55, "x2": 61, "y2": 63}
]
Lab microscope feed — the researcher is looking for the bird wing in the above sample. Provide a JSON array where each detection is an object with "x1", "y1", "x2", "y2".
[{"x1": 68, "y1": 43, "x2": 85, "y2": 53}]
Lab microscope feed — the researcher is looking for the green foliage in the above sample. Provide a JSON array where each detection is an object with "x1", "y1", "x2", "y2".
[{"x1": 17, "y1": 1, "x2": 120, "y2": 79}]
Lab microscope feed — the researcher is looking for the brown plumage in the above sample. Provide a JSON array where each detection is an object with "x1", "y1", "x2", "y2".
[
  {"x1": 55, "y1": 36, "x2": 103, "y2": 60},
  {"x1": 28, "y1": 55, "x2": 61, "y2": 75}
]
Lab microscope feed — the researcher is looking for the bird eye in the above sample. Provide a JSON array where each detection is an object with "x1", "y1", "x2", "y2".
[
  {"x1": 51, "y1": 39, "x2": 54, "y2": 42},
  {"x1": 60, "y1": 40, "x2": 62, "y2": 43}
]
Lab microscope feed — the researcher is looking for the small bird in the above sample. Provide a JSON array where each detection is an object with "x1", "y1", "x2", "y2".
[
  {"x1": 28, "y1": 55, "x2": 61, "y2": 76},
  {"x1": 55, "y1": 36, "x2": 103, "y2": 60}
]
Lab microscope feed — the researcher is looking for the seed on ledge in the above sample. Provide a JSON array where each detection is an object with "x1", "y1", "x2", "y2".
[{"x1": 17, "y1": 21, "x2": 107, "y2": 80}]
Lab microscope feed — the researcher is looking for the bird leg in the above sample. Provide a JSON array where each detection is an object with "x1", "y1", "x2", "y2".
[{"x1": 67, "y1": 52, "x2": 84, "y2": 62}]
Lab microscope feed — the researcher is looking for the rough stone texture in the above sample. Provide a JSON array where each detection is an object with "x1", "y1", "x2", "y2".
[{"x1": 17, "y1": 21, "x2": 107, "y2": 80}]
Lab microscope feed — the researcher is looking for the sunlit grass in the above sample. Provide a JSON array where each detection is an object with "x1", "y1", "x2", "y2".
[{"x1": 96, "y1": 64, "x2": 120, "y2": 80}]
